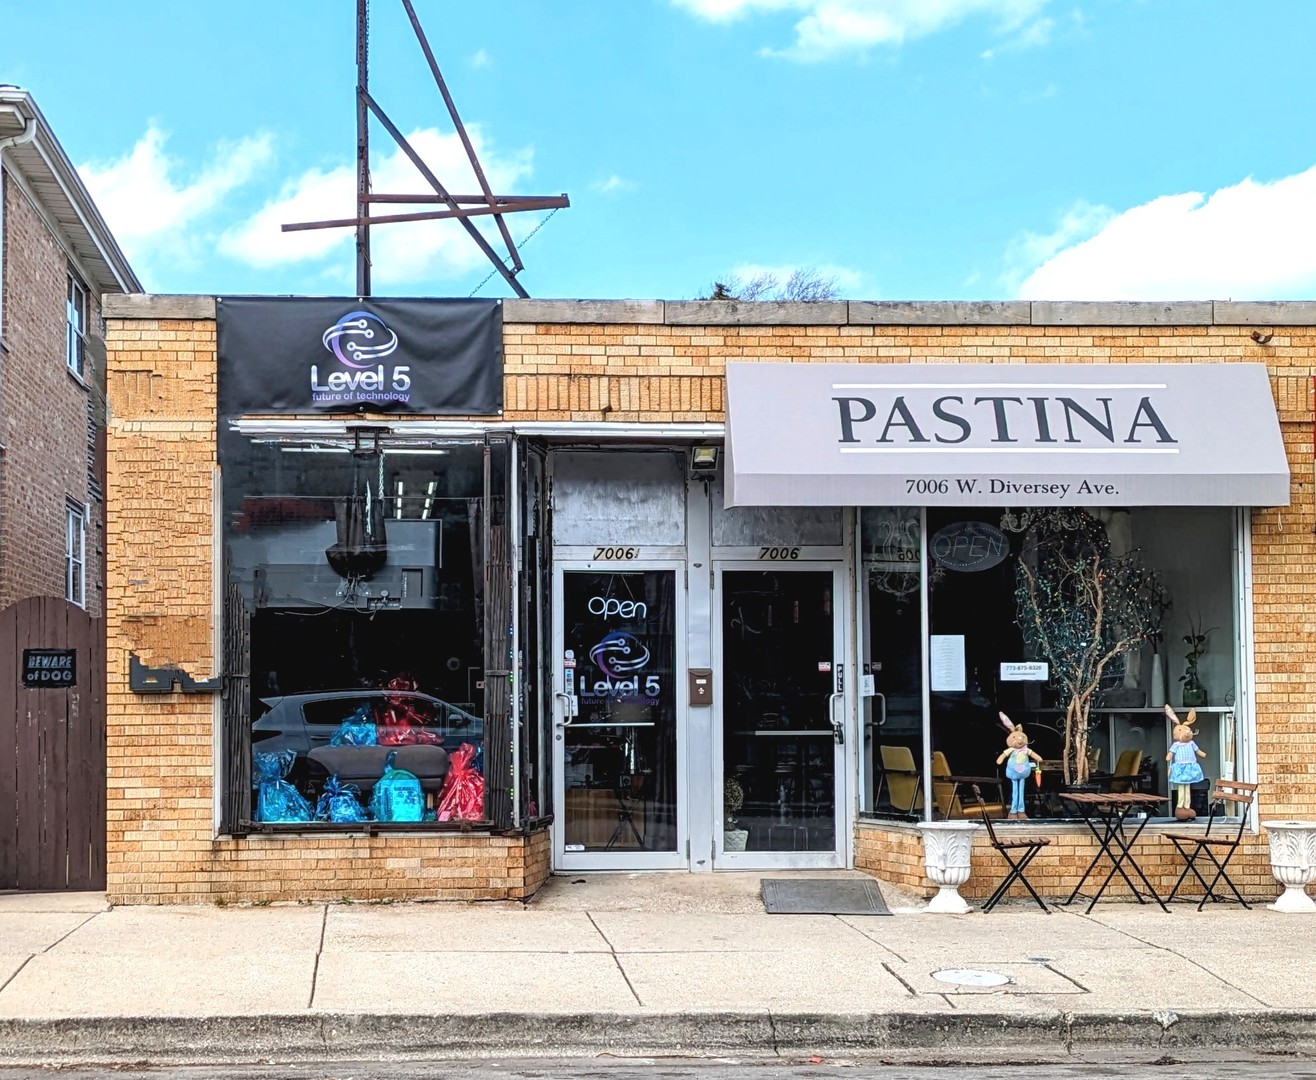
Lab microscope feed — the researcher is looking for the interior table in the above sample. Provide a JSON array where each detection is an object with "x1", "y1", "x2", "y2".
[{"x1": 1060, "y1": 791, "x2": 1169, "y2": 913}]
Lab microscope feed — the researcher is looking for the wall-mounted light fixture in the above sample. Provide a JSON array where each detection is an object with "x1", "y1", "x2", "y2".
[{"x1": 690, "y1": 446, "x2": 720, "y2": 473}]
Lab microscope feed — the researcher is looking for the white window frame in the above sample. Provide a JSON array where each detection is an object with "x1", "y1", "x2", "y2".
[
  {"x1": 65, "y1": 502, "x2": 85, "y2": 607},
  {"x1": 66, "y1": 272, "x2": 87, "y2": 378}
]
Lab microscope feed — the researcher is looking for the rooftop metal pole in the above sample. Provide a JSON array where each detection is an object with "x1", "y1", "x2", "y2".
[{"x1": 355, "y1": 0, "x2": 372, "y2": 296}]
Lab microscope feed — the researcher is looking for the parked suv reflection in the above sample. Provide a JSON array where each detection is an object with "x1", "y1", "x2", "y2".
[{"x1": 252, "y1": 689, "x2": 483, "y2": 797}]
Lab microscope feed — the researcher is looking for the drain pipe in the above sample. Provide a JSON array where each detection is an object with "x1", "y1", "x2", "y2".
[{"x1": 0, "y1": 112, "x2": 38, "y2": 155}]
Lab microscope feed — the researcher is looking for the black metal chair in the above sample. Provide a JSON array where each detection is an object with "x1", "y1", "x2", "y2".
[
  {"x1": 972, "y1": 784, "x2": 1051, "y2": 913},
  {"x1": 1164, "y1": 779, "x2": 1258, "y2": 909}
]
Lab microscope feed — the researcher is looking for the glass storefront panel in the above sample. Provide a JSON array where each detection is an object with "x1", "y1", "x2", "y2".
[
  {"x1": 223, "y1": 431, "x2": 504, "y2": 828},
  {"x1": 925, "y1": 506, "x2": 1239, "y2": 819},
  {"x1": 859, "y1": 507, "x2": 925, "y2": 817},
  {"x1": 720, "y1": 569, "x2": 838, "y2": 852},
  {"x1": 560, "y1": 570, "x2": 679, "y2": 853}
]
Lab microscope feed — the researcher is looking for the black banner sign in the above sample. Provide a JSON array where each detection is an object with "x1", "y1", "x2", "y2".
[
  {"x1": 217, "y1": 297, "x2": 503, "y2": 416},
  {"x1": 23, "y1": 649, "x2": 76, "y2": 688}
]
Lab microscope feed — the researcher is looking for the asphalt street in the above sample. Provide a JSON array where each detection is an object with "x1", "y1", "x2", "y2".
[{"x1": 1, "y1": 1059, "x2": 1314, "y2": 1080}]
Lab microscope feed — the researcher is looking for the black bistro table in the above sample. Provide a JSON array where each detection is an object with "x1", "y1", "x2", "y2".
[{"x1": 1059, "y1": 791, "x2": 1168, "y2": 913}]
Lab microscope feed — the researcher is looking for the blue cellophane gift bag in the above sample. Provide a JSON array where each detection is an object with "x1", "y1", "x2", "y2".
[
  {"x1": 369, "y1": 750, "x2": 424, "y2": 822},
  {"x1": 314, "y1": 774, "x2": 370, "y2": 823},
  {"x1": 253, "y1": 749, "x2": 313, "y2": 823},
  {"x1": 329, "y1": 704, "x2": 377, "y2": 746}
]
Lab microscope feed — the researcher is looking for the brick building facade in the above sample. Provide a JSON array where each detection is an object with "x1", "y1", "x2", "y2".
[
  {"x1": 102, "y1": 294, "x2": 1313, "y2": 906},
  {"x1": 0, "y1": 88, "x2": 138, "y2": 617}
]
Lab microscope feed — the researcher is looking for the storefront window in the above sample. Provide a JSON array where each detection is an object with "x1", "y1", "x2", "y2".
[
  {"x1": 222, "y1": 430, "x2": 509, "y2": 829},
  {"x1": 926, "y1": 506, "x2": 1239, "y2": 820},
  {"x1": 859, "y1": 507, "x2": 925, "y2": 818}
]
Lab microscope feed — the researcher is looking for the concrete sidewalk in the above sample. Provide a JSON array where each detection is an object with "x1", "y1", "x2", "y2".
[{"x1": 1, "y1": 872, "x2": 1315, "y2": 1066}]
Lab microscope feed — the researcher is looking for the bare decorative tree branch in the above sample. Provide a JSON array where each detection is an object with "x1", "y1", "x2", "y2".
[
  {"x1": 1006, "y1": 508, "x2": 1168, "y2": 785},
  {"x1": 702, "y1": 267, "x2": 840, "y2": 302}
]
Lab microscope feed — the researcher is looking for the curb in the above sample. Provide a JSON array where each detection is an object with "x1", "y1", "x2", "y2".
[{"x1": 3, "y1": 1010, "x2": 1316, "y2": 1066}]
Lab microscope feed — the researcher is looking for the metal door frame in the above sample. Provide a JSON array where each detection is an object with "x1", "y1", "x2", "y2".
[
  {"x1": 551, "y1": 559, "x2": 690, "y2": 871},
  {"x1": 711, "y1": 561, "x2": 850, "y2": 870}
]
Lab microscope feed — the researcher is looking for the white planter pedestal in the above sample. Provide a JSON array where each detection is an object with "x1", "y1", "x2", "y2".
[
  {"x1": 1262, "y1": 821, "x2": 1316, "y2": 913},
  {"x1": 917, "y1": 821, "x2": 982, "y2": 914}
]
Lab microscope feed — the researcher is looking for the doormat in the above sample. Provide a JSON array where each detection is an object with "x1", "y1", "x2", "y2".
[{"x1": 761, "y1": 878, "x2": 891, "y2": 915}]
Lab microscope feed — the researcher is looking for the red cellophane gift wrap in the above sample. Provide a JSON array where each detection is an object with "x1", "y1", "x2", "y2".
[
  {"x1": 437, "y1": 743, "x2": 484, "y2": 821},
  {"x1": 375, "y1": 674, "x2": 444, "y2": 746}
]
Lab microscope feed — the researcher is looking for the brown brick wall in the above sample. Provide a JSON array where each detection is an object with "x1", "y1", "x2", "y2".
[
  {"x1": 105, "y1": 312, "x2": 1315, "y2": 903},
  {"x1": 0, "y1": 169, "x2": 105, "y2": 617}
]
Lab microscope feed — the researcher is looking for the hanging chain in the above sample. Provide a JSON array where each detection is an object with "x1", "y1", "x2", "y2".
[{"x1": 468, "y1": 207, "x2": 562, "y2": 297}]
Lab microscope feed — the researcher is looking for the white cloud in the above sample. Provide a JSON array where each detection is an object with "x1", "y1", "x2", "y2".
[
  {"x1": 78, "y1": 125, "x2": 273, "y2": 279},
  {"x1": 593, "y1": 174, "x2": 635, "y2": 195},
  {"x1": 672, "y1": 0, "x2": 1051, "y2": 60},
  {"x1": 469, "y1": 47, "x2": 491, "y2": 68},
  {"x1": 1012, "y1": 166, "x2": 1316, "y2": 299},
  {"x1": 1002, "y1": 199, "x2": 1113, "y2": 293},
  {"x1": 219, "y1": 125, "x2": 534, "y2": 288},
  {"x1": 981, "y1": 15, "x2": 1053, "y2": 57}
]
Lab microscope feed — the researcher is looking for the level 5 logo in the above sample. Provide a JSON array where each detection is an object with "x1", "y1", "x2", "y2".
[{"x1": 311, "y1": 310, "x2": 411, "y2": 398}]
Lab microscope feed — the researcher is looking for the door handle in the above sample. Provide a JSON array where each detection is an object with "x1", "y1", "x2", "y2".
[
  {"x1": 554, "y1": 691, "x2": 577, "y2": 727},
  {"x1": 828, "y1": 690, "x2": 844, "y2": 745}
]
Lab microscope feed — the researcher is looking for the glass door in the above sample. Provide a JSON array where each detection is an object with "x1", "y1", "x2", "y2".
[
  {"x1": 714, "y1": 566, "x2": 847, "y2": 868},
  {"x1": 552, "y1": 565, "x2": 687, "y2": 870}
]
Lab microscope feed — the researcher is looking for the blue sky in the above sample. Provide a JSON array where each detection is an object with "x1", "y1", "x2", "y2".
[{"x1": 7, "y1": 0, "x2": 1316, "y2": 301}]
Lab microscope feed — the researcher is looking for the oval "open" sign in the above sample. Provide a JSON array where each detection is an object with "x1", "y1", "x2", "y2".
[{"x1": 930, "y1": 521, "x2": 1010, "y2": 573}]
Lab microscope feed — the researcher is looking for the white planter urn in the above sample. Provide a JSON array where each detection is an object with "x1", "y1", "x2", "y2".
[
  {"x1": 1262, "y1": 821, "x2": 1316, "y2": 913},
  {"x1": 917, "y1": 821, "x2": 982, "y2": 914}
]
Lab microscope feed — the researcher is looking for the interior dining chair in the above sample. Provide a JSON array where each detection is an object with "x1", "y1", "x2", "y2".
[
  {"x1": 931, "y1": 750, "x2": 1006, "y2": 819},
  {"x1": 878, "y1": 745, "x2": 923, "y2": 814},
  {"x1": 1108, "y1": 749, "x2": 1144, "y2": 794}
]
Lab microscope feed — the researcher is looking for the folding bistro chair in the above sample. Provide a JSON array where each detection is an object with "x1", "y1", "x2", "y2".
[
  {"x1": 1164, "y1": 779, "x2": 1257, "y2": 910},
  {"x1": 972, "y1": 784, "x2": 1051, "y2": 913}
]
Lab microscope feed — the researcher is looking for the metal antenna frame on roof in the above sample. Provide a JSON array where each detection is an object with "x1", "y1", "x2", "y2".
[{"x1": 281, "y1": 0, "x2": 569, "y2": 298}]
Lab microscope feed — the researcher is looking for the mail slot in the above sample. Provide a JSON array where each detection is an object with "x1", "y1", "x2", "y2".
[{"x1": 688, "y1": 668, "x2": 713, "y2": 705}]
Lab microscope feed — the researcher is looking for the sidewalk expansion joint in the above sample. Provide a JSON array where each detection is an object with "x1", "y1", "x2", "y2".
[
  {"x1": 0, "y1": 955, "x2": 32, "y2": 997},
  {"x1": 766, "y1": 1009, "x2": 781, "y2": 1054},
  {"x1": 43, "y1": 911, "x2": 103, "y2": 952},
  {"x1": 1045, "y1": 962, "x2": 1090, "y2": 993},
  {"x1": 1085, "y1": 913, "x2": 1271, "y2": 1008},
  {"x1": 881, "y1": 961, "x2": 918, "y2": 996},
  {"x1": 585, "y1": 912, "x2": 643, "y2": 1007},
  {"x1": 836, "y1": 915, "x2": 906, "y2": 962},
  {"x1": 307, "y1": 904, "x2": 328, "y2": 1009}
]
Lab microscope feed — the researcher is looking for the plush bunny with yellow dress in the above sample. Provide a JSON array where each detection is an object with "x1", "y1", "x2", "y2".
[{"x1": 1164, "y1": 703, "x2": 1207, "y2": 821}]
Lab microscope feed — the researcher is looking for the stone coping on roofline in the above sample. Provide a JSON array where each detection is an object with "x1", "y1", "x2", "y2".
[{"x1": 102, "y1": 294, "x2": 1316, "y2": 327}]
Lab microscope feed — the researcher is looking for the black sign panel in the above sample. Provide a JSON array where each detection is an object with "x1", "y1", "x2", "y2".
[
  {"x1": 23, "y1": 649, "x2": 76, "y2": 688},
  {"x1": 217, "y1": 297, "x2": 503, "y2": 416}
]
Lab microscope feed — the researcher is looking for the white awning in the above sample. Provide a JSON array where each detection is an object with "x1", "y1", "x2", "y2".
[{"x1": 725, "y1": 362, "x2": 1290, "y2": 507}]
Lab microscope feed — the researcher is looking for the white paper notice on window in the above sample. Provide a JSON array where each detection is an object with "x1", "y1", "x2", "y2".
[
  {"x1": 930, "y1": 634, "x2": 966, "y2": 693},
  {"x1": 1000, "y1": 661, "x2": 1049, "y2": 682}
]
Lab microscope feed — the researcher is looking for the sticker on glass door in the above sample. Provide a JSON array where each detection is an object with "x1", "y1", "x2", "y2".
[{"x1": 561, "y1": 571, "x2": 677, "y2": 853}]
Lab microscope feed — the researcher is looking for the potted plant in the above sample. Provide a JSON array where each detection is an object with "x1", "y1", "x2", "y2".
[
  {"x1": 1179, "y1": 616, "x2": 1217, "y2": 708},
  {"x1": 1006, "y1": 508, "x2": 1169, "y2": 786},
  {"x1": 723, "y1": 777, "x2": 748, "y2": 852}
]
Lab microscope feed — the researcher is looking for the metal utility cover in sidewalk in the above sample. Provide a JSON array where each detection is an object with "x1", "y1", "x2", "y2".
[
  {"x1": 725, "y1": 362, "x2": 1290, "y2": 508},
  {"x1": 761, "y1": 878, "x2": 891, "y2": 915}
]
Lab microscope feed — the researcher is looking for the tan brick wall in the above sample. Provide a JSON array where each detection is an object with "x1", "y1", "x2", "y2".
[
  {"x1": 105, "y1": 312, "x2": 1315, "y2": 902},
  {"x1": 1, "y1": 169, "x2": 105, "y2": 616},
  {"x1": 856, "y1": 821, "x2": 1275, "y2": 902}
]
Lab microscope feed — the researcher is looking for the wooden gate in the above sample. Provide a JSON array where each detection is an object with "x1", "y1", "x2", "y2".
[{"x1": 0, "y1": 597, "x2": 106, "y2": 890}]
